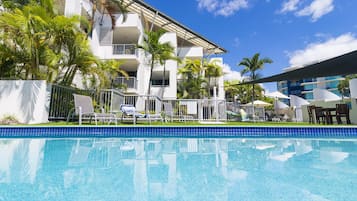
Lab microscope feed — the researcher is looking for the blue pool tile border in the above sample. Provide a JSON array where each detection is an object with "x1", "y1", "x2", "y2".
[{"x1": 0, "y1": 126, "x2": 357, "y2": 138}]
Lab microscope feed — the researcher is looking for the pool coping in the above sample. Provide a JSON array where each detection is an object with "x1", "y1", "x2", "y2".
[{"x1": 1, "y1": 126, "x2": 357, "y2": 138}]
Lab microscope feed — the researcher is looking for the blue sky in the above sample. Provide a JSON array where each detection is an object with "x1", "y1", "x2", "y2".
[{"x1": 144, "y1": 0, "x2": 357, "y2": 92}]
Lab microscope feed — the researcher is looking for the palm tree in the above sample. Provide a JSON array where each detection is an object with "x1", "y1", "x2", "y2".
[
  {"x1": 98, "y1": 59, "x2": 128, "y2": 89},
  {"x1": 178, "y1": 59, "x2": 207, "y2": 99},
  {"x1": 204, "y1": 59, "x2": 223, "y2": 98},
  {"x1": 59, "y1": 33, "x2": 99, "y2": 86},
  {"x1": 158, "y1": 50, "x2": 180, "y2": 99},
  {"x1": 0, "y1": 4, "x2": 54, "y2": 79},
  {"x1": 224, "y1": 80, "x2": 265, "y2": 103},
  {"x1": 238, "y1": 53, "x2": 272, "y2": 118},
  {"x1": 337, "y1": 75, "x2": 357, "y2": 99},
  {"x1": 88, "y1": 0, "x2": 129, "y2": 35},
  {"x1": 137, "y1": 29, "x2": 175, "y2": 113}
]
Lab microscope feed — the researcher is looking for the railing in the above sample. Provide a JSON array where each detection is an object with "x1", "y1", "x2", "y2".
[
  {"x1": 48, "y1": 86, "x2": 227, "y2": 122},
  {"x1": 100, "y1": 89, "x2": 162, "y2": 115},
  {"x1": 112, "y1": 44, "x2": 137, "y2": 55},
  {"x1": 113, "y1": 76, "x2": 137, "y2": 89},
  {"x1": 48, "y1": 84, "x2": 98, "y2": 120},
  {"x1": 163, "y1": 99, "x2": 227, "y2": 121}
]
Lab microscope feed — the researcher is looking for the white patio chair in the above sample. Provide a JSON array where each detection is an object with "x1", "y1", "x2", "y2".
[{"x1": 68, "y1": 94, "x2": 117, "y2": 125}]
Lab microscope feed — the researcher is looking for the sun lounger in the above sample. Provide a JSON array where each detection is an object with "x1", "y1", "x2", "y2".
[{"x1": 68, "y1": 94, "x2": 117, "y2": 125}]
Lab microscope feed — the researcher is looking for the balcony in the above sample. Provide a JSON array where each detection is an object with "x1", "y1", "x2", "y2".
[
  {"x1": 113, "y1": 44, "x2": 137, "y2": 56},
  {"x1": 113, "y1": 76, "x2": 137, "y2": 90}
]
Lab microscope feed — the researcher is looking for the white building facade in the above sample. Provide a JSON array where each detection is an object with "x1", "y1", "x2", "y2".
[{"x1": 64, "y1": 0, "x2": 226, "y2": 100}]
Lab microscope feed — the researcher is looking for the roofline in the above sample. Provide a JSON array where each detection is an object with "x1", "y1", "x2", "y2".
[{"x1": 128, "y1": 0, "x2": 227, "y2": 54}]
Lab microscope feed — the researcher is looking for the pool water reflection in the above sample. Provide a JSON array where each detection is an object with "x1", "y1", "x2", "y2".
[{"x1": 0, "y1": 138, "x2": 356, "y2": 201}]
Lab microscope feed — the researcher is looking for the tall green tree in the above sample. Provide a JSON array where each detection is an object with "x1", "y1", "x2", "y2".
[
  {"x1": 178, "y1": 59, "x2": 207, "y2": 99},
  {"x1": 238, "y1": 53, "x2": 272, "y2": 103},
  {"x1": 0, "y1": 1, "x2": 126, "y2": 89},
  {"x1": 0, "y1": 4, "x2": 54, "y2": 79},
  {"x1": 204, "y1": 59, "x2": 223, "y2": 97},
  {"x1": 137, "y1": 29, "x2": 175, "y2": 103}
]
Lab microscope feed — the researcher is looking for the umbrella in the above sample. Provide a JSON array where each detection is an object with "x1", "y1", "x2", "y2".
[
  {"x1": 243, "y1": 100, "x2": 272, "y2": 107},
  {"x1": 265, "y1": 91, "x2": 290, "y2": 99}
]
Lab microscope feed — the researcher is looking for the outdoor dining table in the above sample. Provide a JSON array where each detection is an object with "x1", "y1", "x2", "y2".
[{"x1": 321, "y1": 107, "x2": 337, "y2": 124}]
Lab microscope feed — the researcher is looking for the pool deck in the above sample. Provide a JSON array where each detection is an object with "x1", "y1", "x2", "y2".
[{"x1": 0, "y1": 126, "x2": 357, "y2": 138}]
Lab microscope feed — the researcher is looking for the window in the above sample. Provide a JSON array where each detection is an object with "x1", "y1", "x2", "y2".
[{"x1": 151, "y1": 79, "x2": 169, "y2": 86}]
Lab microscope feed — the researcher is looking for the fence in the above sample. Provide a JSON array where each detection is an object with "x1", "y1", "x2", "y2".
[
  {"x1": 163, "y1": 99, "x2": 227, "y2": 121},
  {"x1": 48, "y1": 86, "x2": 227, "y2": 122},
  {"x1": 100, "y1": 89, "x2": 162, "y2": 115},
  {"x1": 48, "y1": 84, "x2": 99, "y2": 120}
]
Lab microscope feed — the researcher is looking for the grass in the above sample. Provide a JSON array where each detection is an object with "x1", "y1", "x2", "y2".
[{"x1": 11, "y1": 120, "x2": 353, "y2": 127}]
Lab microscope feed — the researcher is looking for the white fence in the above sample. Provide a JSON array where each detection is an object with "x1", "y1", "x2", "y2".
[{"x1": 100, "y1": 89, "x2": 227, "y2": 122}]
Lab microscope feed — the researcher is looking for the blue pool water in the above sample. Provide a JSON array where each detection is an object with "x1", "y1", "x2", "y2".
[{"x1": 1, "y1": 137, "x2": 357, "y2": 201}]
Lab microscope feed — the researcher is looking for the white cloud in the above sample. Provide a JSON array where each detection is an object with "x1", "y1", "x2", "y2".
[
  {"x1": 280, "y1": 0, "x2": 299, "y2": 13},
  {"x1": 287, "y1": 33, "x2": 357, "y2": 68},
  {"x1": 197, "y1": 0, "x2": 248, "y2": 17},
  {"x1": 278, "y1": 0, "x2": 334, "y2": 21},
  {"x1": 296, "y1": 0, "x2": 334, "y2": 21},
  {"x1": 222, "y1": 63, "x2": 243, "y2": 81}
]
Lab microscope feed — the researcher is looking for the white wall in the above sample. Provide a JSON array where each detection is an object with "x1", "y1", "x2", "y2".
[
  {"x1": 64, "y1": 0, "x2": 81, "y2": 17},
  {"x1": 0, "y1": 81, "x2": 50, "y2": 124},
  {"x1": 350, "y1": 78, "x2": 357, "y2": 98}
]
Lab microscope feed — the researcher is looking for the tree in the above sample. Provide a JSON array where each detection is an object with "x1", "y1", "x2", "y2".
[
  {"x1": 0, "y1": 1, "x2": 125, "y2": 89},
  {"x1": 137, "y1": 29, "x2": 175, "y2": 112},
  {"x1": 204, "y1": 59, "x2": 223, "y2": 98},
  {"x1": 0, "y1": 4, "x2": 55, "y2": 79},
  {"x1": 238, "y1": 53, "x2": 272, "y2": 102},
  {"x1": 178, "y1": 59, "x2": 207, "y2": 99},
  {"x1": 224, "y1": 80, "x2": 265, "y2": 104},
  {"x1": 88, "y1": 0, "x2": 129, "y2": 35},
  {"x1": 158, "y1": 49, "x2": 180, "y2": 99},
  {"x1": 337, "y1": 74, "x2": 357, "y2": 99}
]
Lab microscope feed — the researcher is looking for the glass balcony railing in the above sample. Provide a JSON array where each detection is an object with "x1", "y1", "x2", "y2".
[
  {"x1": 113, "y1": 76, "x2": 137, "y2": 89},
  {"x1": 112, "y1": 44, "x2": 137, "y2": 56}
]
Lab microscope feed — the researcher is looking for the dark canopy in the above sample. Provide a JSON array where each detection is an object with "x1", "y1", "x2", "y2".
[{"x1": 241, "y1": 50, "x2": 357, "y2": 84}]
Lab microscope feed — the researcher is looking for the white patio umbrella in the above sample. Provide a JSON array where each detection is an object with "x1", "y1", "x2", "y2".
[
  {"x1": 243, "y1": 100, "x2": 272, "y2": 107},
  {"x1": 265, "y1": 91, "x2": 290, "y2": 99},
  {"x1": 243, "y1": 100, "x2": 272, "y2": 120}
]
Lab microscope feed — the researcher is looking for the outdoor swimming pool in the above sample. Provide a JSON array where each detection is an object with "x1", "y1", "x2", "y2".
[{"x1": 0, "y1": 127, "x2": 357, "y2": 201}]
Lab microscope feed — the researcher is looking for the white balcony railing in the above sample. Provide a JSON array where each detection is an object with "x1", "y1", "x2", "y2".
[
  {"x1": 112, "y1": 44, "x2": 137, "y2": 56},
  {"x1": 113, "y1": 76, "x2": 137, "y2": 89}
]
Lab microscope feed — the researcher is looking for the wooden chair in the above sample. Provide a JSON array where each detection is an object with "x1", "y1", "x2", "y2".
[
  {"x1": 335, "y1": 104, "x2": 351, "y2": 124},
  {"x1": 307, "y1": 105, "x2": 315, "y2": 123},
  {"x1": 314, "y1": 107, "x2": 326, "y2": 124}
]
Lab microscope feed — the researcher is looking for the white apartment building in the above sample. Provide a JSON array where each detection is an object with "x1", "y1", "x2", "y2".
[{"x1": 64, "y1": 0, "x2": 226, "y2": 100}]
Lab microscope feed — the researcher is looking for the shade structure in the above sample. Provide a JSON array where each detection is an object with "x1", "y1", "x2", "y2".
[
  {"x1": 290, "y1": 95, "x2": 310, "y2": 122},
  {"x1": 313, "y1": 88, "x2": 341, "y2": 101},
  {"x1": 265, "y1": 91, "x2": 290, "y2": 99},
  {"x1": 240, "y1": 50, "x2": 357, "y2": 84},
  {"x1": 274, "y1": 100, "x2": 289, "y2": 110},
  {"x1": 243, "y1": 100, "x2": 272, "y2": 107}
]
